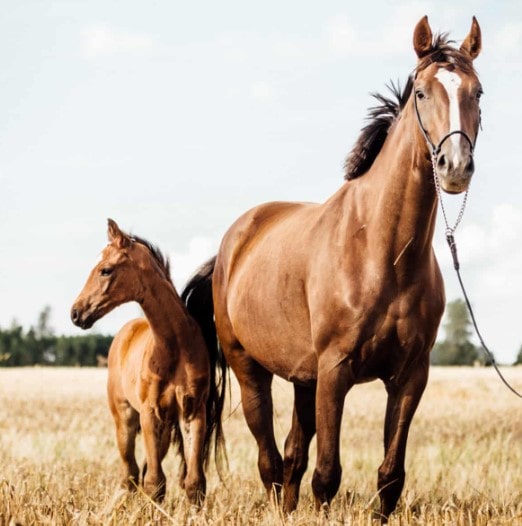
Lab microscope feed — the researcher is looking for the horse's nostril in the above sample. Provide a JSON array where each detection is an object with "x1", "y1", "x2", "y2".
[
  {"x1": 466, "y1": 157, "x2": 475, "y2": 174},
  {"x1": 71, "y1": 308, "x2": 79, "y2": 323},
  {"x1": 437, "y1": 154, "x2": 447, "y2": 169}
]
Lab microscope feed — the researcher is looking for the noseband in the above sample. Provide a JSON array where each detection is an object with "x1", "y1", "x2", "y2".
[{"x1": 413, "y1": 88, "x2": 478, "y2": 160}]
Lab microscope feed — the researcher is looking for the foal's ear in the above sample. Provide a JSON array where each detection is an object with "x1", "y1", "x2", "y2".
[
  {"x1": 460, "y1": 16, "x2": 481, "y2": 60},
  {"x1": 413, "y1": 15, "x2": 433, "y2": 58},
  {"x1": 107, "y1": 218, "x2": 131, "y2": 248}
]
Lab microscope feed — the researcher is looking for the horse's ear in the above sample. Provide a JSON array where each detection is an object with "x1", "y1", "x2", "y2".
[
  {"x1": 460, "y1": 16, "x2": 481, "y2": 60},
  {"x1": 413, "y1": 15, "x2": 433, "y2": 58},
  {"x1": 107, "y1": 218, "x2": 131, "y2": 248}
]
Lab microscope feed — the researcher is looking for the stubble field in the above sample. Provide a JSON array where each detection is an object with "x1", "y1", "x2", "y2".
[{"x1": 0, "y1": 366, "x2": 521, "y2": 525}]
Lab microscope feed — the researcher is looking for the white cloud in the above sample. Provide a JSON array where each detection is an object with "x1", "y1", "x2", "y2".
[
  {"x1": 494, "y1": 22, "x2": 522, "y2": 53},
  {"x1": 326, "y1": 14, "x2": 358, "y2": 57},
  {"x1": 250, "y1": 80, "x2": 276, "y2": 101},
  {"x1": 322, "y1": 4, "x2": 475, "y2": 60},
  {"x1": 324, "y1": 4, "x2": 431, "y2": 58},
  {"x1": 82, "y1": 24, "x2": 155, "y2": 59},
  {"x1": 170, "y1": 236, "x2": 219, "y2": 289}
]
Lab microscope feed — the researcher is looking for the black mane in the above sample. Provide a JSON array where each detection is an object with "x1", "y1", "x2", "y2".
[
  {"x1": 344, "y1": 33, "x2": 476, "y2": 180},
  {"x1": 131, "y1": 234, "x2": 172, "y2": 282},
  {"x1": 344, "y1": 77, "x2": 413, "y2": 180}
]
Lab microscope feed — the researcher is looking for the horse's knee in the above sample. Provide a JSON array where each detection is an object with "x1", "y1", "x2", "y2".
[{"x1": 311, "y1": 462, "x2": 342, "y2": 508}]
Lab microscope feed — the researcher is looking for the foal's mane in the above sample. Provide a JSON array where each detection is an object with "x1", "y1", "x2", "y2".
[
  {"x1": 344, "y1": 33, "x2": 476, "y2": 180},
  {"x1": 130, "y1": 234, "x2": 172, "y2": 282}
]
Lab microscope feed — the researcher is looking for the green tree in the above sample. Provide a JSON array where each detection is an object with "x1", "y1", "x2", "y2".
[{"x1": 431, "y1": 299, "x2": 481, "y2": 365}]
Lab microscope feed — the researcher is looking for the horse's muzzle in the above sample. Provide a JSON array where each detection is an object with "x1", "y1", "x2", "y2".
[{"x1": 435, "y1": 144, "x2": 474, "y2": 194}]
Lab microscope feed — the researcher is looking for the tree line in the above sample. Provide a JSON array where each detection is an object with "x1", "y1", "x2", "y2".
[
  {"x1": 0, "y1": 306, "x2": 112, "y2": 367},
  {"x1": 1, "y1": 303, "x2": 521, "y2": 367}
]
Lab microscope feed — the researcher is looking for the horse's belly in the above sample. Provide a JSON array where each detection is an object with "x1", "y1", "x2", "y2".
[
  {"x1": 230, "y1": 301, "x2": 318, "y2": 384},
  {"x1": 240, "y1": 340, "x2": 318, "y2": 386}
]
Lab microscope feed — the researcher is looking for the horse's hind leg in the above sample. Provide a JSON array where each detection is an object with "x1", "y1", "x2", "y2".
[
  {"x1": 235, "y1": 356, "x2": 283, "y2": 501},
  {"x1": 110, "y1": 399, "x2": 140, "y2": 491},
  {"x1": 377, "y1": 356, "x2": 429, "y2": 522},
  {"x1": 283, "y1": 383, "x2": 316, "y2": 513}
]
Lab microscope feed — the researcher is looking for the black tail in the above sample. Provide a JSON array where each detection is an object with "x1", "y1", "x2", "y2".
[{"x1": 181, "y1": 256, "x2": 228, "y2": 475}]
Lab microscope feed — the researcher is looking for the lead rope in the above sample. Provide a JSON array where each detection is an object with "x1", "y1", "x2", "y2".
[{"x1": 432, "y1": 158, "x2": 522, "y2": 398}]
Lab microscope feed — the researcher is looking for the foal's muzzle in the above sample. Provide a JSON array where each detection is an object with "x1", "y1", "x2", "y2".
[{"x1": 70, "y1": 305, "x2": 96, "y2": 330}]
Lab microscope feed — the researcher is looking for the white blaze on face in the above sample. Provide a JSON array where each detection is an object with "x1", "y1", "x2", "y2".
[{"x1": 435, "y1": 68, "x2": 463, "y2": 161}]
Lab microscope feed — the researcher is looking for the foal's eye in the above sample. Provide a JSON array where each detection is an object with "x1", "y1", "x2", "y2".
[
  {"x1": 475, "y1": 88, "x2": 483, "y2": 101},
  {"x1": 100, "y1": 267, "x2": 113, "y2": 277},
  {"x1": 415, "y1": 90, "x2": 425, "y2": 101}
]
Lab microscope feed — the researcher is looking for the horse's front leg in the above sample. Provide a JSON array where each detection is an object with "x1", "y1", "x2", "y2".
[
  {"x1": 311, "y1": 354, "x2": 353, "y2": 509},
  {"x1": 140, "y1": 407, "x2": 167, "y2": 500},
  {"x1": 377, "y1": 354, "x2": 429, "y2": 523},
  {"x1": 283, "y1": 383, "x2": 316, "y2": 513},
  {"x1": 179, "y1": 394, "x2": 207, "y2": 506},
  {"x1": 110, "y1": 399, "x2": 140, "y2": 491}
]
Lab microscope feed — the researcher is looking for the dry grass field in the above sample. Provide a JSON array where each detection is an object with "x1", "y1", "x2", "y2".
[{"x1": 0, "y1": 366, "x2": 521, "y2": 525}]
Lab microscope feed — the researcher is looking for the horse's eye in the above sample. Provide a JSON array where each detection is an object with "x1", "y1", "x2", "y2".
[
  {"x1": 415, "y1": 90, "x2": 425, "y2": 101},
  {"x1": 476, "y1": 88, "x2": 483, "y2": 101},
  {"x1": 100, "y1": 268, "x2": 113, "y2": 277}
]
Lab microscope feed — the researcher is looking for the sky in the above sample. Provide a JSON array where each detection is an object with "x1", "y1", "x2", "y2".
[{"x1": 1, "y1": 1, "x2": 522, "y2": 364}]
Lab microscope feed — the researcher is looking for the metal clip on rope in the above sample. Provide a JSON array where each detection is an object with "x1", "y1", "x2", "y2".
[{"x1": 445, "y1": 232, "x2": 459, "y2": 271}]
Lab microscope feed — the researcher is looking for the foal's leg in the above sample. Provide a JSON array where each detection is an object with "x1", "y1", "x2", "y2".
[
  {"x1": 311, "y1": 357, "x2": 353, "y2": 509},
  {"x1": 179, "y1": 398, "x2": 207, "y2": 505},
  {"x1": 109, "y1": 396, "x2": 140, "y2": 490},
  {"x1": 236, "y1": 357, "x2": 283, "y2": 501},
  {"x1": 377, "y1": 356, "x2": 429, "y2": 522},
  {"x1": 141, "y1": 423, "x2": 171, "y2": 487},
  {"x1": 140, "y1": 408, "x2": 167, "y2": 500},
  {"x1": 283, "y1": 383, "x2": 316, "y2": 513}
]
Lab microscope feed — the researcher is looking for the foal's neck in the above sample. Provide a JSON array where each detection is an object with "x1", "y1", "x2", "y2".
[{"x1": 139, "y1": 270, "x2": 192, "y2": 350}]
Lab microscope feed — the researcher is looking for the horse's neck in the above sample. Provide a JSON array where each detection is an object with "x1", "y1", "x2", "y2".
[
  {"x1": 139, "y1": 273, "x2": 191, "y2": 350},
  {"x1": 344, "y1": 107, "x2": 438, "y2": 264}
]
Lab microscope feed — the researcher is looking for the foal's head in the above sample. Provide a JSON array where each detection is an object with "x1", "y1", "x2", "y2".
[
  {"x1": 71, "y1": 219, "x2": 171, "y2": 329},
  {"x1": 413, "y1": 16, "x2": 482, "y2": 194}
]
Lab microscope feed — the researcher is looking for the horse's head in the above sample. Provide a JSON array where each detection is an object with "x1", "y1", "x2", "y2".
[
  {"x1": 71, "y1": 219, "x2": 154, "y2": 329},
  {"x1": 413, "y1": 16, "x2": 482, "y2": 194}
]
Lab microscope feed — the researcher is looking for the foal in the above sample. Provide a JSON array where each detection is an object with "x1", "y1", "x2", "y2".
[{"x1": 71, "y1": 219, "x2": 225, "y2": 503}]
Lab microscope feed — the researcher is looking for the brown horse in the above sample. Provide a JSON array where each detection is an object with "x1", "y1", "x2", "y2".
[
  {"x1": 182, "y1": 16, "x2": 482, "y2": 521},
  {"x1": 71, "y1": 219, "x2": 226, "y2": 503}
]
